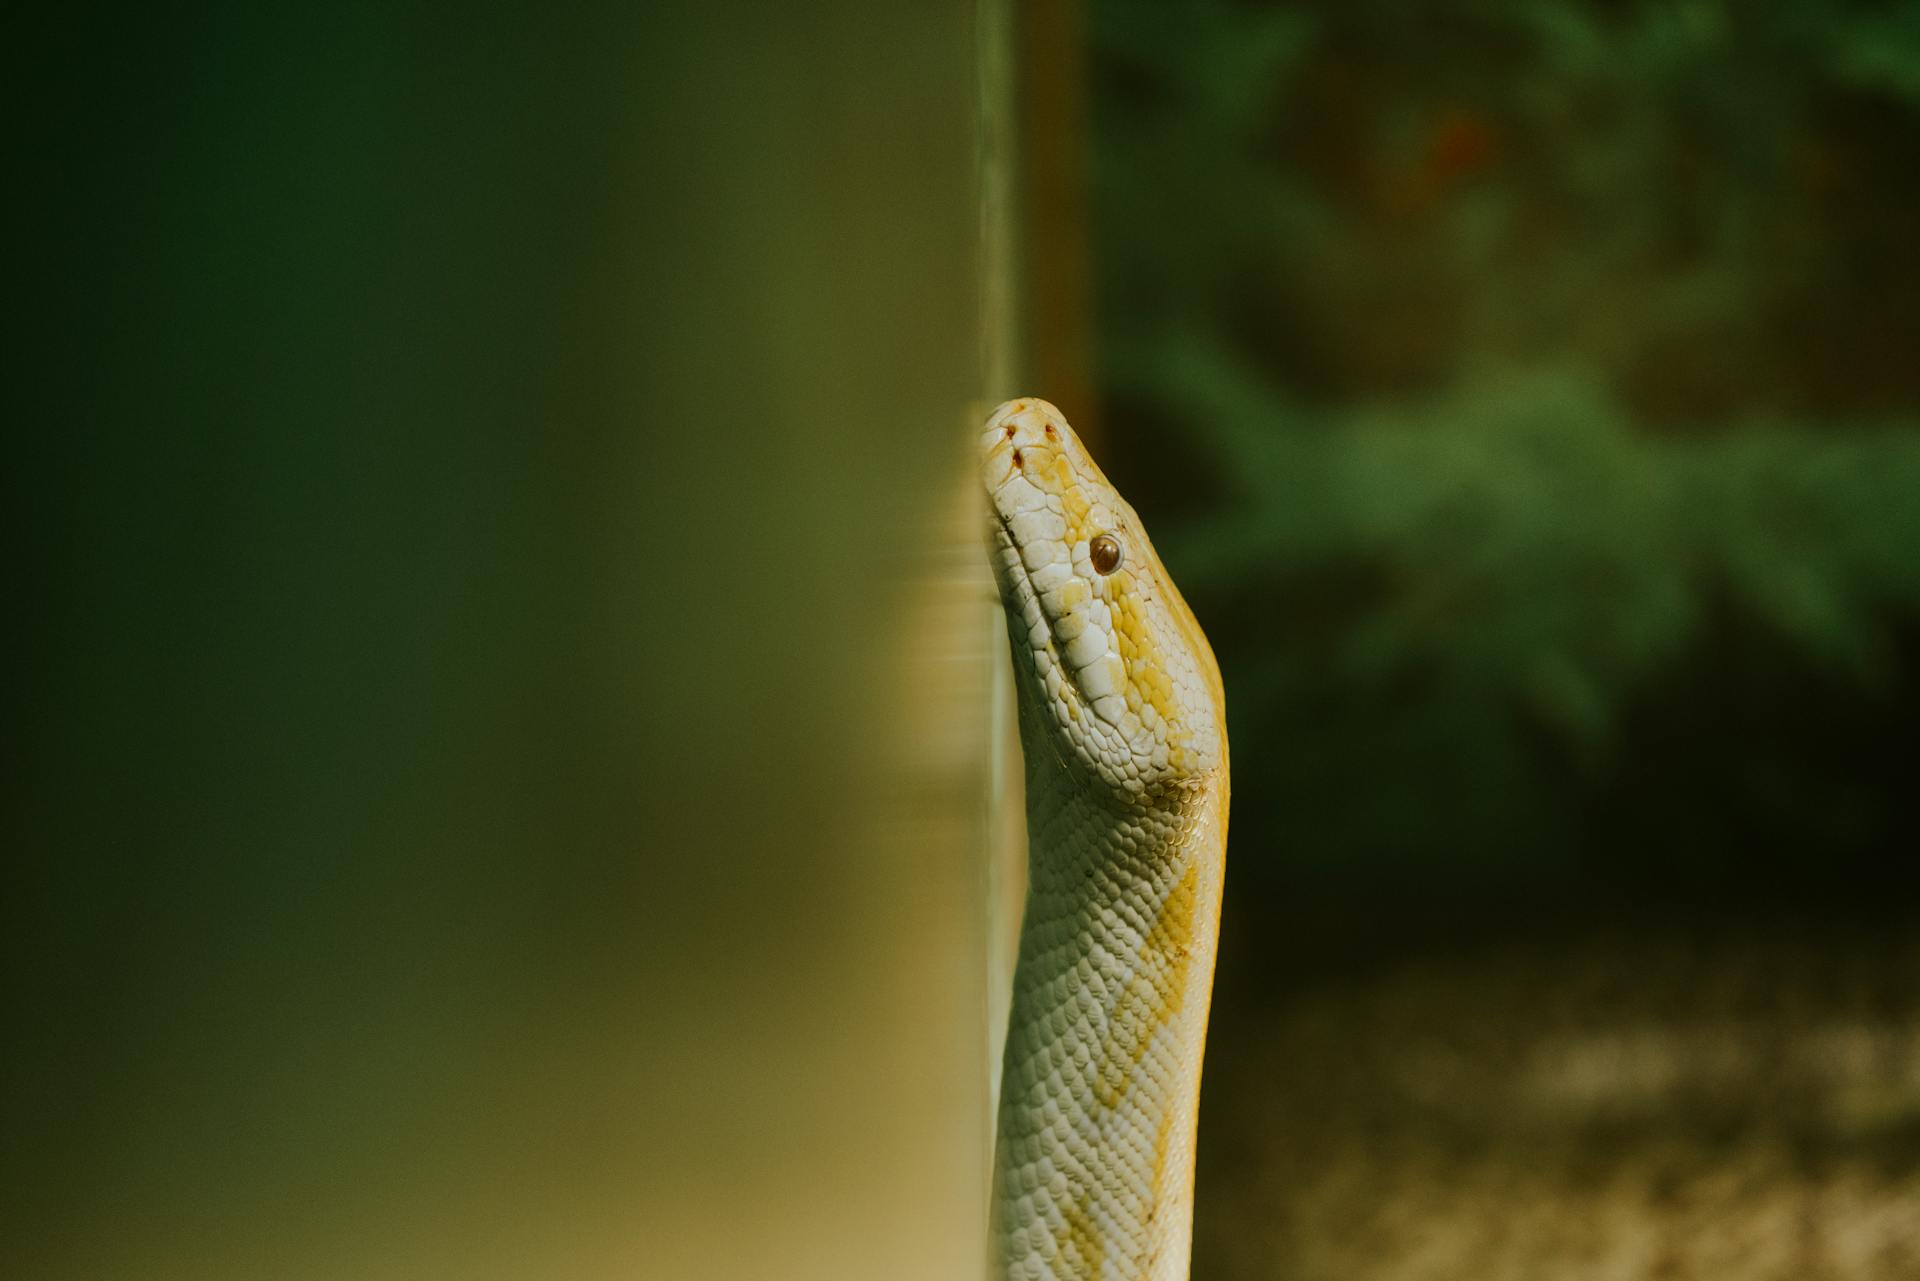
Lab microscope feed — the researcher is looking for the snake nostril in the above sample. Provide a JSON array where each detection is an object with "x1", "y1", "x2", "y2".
[
  {"x1": 1012, "y1": 448, "x2": 1024, "y2": 468},
  {"x1": 1004, "y1": 422, "x2": 1017, "y2": 439}
]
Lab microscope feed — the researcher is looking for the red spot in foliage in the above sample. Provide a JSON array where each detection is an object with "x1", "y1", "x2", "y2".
[
  {"x1": 1428, "y1": 108, "x2": 1499, "y2": 184},
  {"x1": 1386, "y1": 107, "x2": 1502, "y2": 219}
]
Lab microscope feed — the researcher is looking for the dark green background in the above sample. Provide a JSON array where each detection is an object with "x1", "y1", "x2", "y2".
[{"x1": 1088, "y1": 0, "x2": 1920, "y2": 940}]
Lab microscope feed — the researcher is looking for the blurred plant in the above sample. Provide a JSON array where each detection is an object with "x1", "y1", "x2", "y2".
[
  {"x1": 1119, "y1": 342, "x2": 1920, "y2": 873},
  {"x1": 1090, "y1": 0, "x2": 1920, "y2": 878},
  {"x1": 1095, "y1": 0, "x2": 1920, "y2": 416}
]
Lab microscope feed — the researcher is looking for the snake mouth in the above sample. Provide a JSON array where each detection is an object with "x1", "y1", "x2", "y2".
[
  {"x1": 988, "y1": 506, "x2": 1068, "y2": 675},
  {"x1": 988, "y1": 500, "x2": 1132, "y2": 743},
  {"x1": 987, "y1": 512, "x2": 1103, "y2": 780},
  {"x1": 987, "y1": 504, "x2": 1053, "y2": 653}
]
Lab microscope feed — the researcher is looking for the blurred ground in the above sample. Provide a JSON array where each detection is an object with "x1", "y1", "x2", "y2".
[{"x1": 1195, "y1": 926, "x2": 1920, "y2": 1280}]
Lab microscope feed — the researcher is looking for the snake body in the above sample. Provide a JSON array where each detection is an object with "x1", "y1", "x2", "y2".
[{"x1": 982, "y1": 399, "x2": 1230, "y2": 1281}]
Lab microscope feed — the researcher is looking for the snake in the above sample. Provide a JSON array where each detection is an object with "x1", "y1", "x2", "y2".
[{"x1": 981, "y1": 398, "x2": 1231, "y2": 1281}]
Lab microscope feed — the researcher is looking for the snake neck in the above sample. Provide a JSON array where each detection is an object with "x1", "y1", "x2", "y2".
[{"x1": 993, "y1": 711, "x2": 1227, "y2": 1281}]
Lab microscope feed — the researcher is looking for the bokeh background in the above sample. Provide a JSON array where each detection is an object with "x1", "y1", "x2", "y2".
[
  {"x1": 11, "y1": 3, "x2": 1920, "y2": 1280},
  {"x1": 1076, "y1": 2, "x2": 1920, "y2": 1276}
]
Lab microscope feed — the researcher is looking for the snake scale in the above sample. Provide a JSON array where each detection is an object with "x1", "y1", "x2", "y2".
[{"x1": 982, "y1": 399, "x2": 1231, "y2": 1281}]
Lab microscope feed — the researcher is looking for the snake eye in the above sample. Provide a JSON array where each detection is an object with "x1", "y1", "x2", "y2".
[{"x1": 1089, "y1": 533, "x2": 1123, "y2": 575}]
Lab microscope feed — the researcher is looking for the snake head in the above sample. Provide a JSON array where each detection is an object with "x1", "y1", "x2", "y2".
[{"x1": 981, "y1": 398, "x2": 1227, "y2": 802}]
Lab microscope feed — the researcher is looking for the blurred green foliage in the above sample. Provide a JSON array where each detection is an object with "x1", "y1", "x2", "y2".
[{"x1": 1089, "y1": 0, "x2": 1920, "y2": 889}]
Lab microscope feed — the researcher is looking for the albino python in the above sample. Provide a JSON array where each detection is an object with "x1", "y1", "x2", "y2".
[{"x1": 981, "y1": 399, "x2": 1230, "y2": 1281}]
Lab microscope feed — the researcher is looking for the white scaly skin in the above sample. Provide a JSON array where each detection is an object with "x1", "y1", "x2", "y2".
[{"x1": 982, "y1": 399, "x2": 1230, "y2": 1281}]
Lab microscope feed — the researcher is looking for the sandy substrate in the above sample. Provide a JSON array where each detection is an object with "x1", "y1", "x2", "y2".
[{"x1": 1195, "y1": 932, "x2": 1920, "y2": 1280}]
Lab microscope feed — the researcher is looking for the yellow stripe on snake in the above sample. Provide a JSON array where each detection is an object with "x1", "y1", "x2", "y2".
[{"x1": 982, "y1": 399, "x2": 1230, "y2": 1281}]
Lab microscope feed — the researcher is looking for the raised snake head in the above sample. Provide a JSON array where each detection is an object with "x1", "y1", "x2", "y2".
[{"x1": 981, "y1": 398, "x2": 1227, "y2": 803}]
